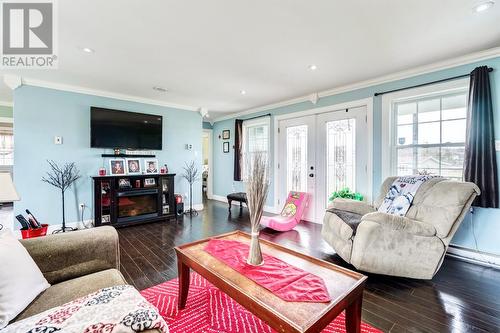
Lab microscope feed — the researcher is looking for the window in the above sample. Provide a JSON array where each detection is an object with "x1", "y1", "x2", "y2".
[
  {"x1": 0, "y1": 125, "x2": 14, "y2": 166},
  {"x1": 242, "y1": 118, "x2": 270, "y2": 179},
  {"x1": 393, "y1": 91, "x2": 467, "y2": 180}
]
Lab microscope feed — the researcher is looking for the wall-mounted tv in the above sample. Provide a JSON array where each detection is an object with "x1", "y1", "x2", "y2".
[{"x1": 90, "y1": 107, "x2": 163, "y2": 150}]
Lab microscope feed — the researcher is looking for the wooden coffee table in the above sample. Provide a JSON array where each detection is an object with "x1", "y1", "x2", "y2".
[{"x1": 174, "y1": 231, "x2": 367, "y2": 333}]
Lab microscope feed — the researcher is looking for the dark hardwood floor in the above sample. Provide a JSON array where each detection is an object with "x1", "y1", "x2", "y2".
[{"x1": 118, "y1": 200, "x2": 500, "y2": 333}]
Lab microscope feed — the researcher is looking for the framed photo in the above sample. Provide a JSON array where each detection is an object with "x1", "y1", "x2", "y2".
[
  {"x1": 144, "y1": 178, "x2": 156, "y2": 187},
  {"x1": 144, "y1": 159, "x2": 159, "y2": 174},
  {"x1": 118, "y1": 178, "x2": 132, "y2": 189},
  {"x1": 109, "y1": 159, "x2": 126, "y2": 175},
  {"x1": 222, "y1": 129, "x2": 230, "y2": 140},
  {"x1": 223, "y1": 141, "x2": 230, "y2": 153},
  {"x1": 126, "y1": 159, "x2": 142, "y2": 174}
]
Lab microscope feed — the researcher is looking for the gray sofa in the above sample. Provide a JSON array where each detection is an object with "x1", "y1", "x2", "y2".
[
  {"x1": 12, "y1": 227, "x2": 160, "y2": 333},
  {"x1": 322, "y1": 177, "x2": 480, "y2": 279}
]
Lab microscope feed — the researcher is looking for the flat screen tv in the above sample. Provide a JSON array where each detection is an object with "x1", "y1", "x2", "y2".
[{"x1": 90, "y1": 107, "x2": 162, "y2": 150}]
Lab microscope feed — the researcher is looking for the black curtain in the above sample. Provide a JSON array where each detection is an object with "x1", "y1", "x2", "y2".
[
  {"x1": 233, "y1": 119, "x2": 244, "y2": 181},
  {"x1": 464, "y1": 66, "x2": 498, "y2": 208}
]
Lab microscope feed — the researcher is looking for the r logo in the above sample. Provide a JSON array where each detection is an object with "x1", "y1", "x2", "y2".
[{"x1": 2, "y1": 2, "x2": 53, "y2": 54}]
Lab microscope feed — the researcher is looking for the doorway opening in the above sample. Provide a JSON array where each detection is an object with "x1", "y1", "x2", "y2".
[{"x1": 202, "y1": 129, "x2": 213, "y2": 202}]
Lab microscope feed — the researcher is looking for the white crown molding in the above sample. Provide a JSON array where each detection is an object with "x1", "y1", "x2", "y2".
[
  {"x1": 4, "y1": 75, "x2": 22, "y2": 90},
  {"x1": 212, "y1": 95, "x2": 307, "y2": 122},
  {"x1": 5, "y1": 75, "x2": 200, "y2": 112},
  {"x1": 212, "y1": 46, "x2": 500, "y2": 122}
]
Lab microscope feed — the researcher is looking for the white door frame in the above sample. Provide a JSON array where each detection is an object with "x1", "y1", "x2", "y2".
[
  {"x1": 202, "y1": 129, "x2": 213, "y2": 199},
  {"x1": 273, "y1": 97, "x2": 373, "y2": 215},
  {"x1": 277, "y1": 115, "x2": 317, "y2": 221}
]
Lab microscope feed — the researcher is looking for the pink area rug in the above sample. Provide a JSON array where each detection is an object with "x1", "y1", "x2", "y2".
[{"x1": 140, "y1": 272, "x2": 382, "y2": 333}]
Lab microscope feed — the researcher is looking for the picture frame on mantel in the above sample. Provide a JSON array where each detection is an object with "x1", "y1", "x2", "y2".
[
  {"x1": 109, "y1": 159, "x2": 126, "y2": 175},
  {"x1": 222, "y1": 129, "x2": 230, "y2": 140},
  {"x1": 126, "y1": 158, "x2": 142, "y2": 175},
  {"x1": 223, "y1": 142, "x2": 230, "y2": 153}
]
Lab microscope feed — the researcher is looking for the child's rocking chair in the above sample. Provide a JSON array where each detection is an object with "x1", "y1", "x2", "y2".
[{"x1": 260, "y1": 191, "x2": 308, "y2": 231}]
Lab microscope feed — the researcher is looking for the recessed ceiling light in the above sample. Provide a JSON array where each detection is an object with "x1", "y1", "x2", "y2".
[
  {"x1": 81, "y1": 47, "x2": 95, "y2": 53},
  {"x1": 309, "y1": 64, "x2": 318, "y2": 71},
  {"x1": 474, "y1": 1, "x2": 494, "y2": 12},
  {"x1": 153, "y1": 86, "x2": 167, "y2": 93},
  {"x1": 240, "y1": 90, "x2": 247, "y2": 95}
]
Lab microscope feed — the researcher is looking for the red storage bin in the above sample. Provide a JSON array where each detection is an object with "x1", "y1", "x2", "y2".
[{"x1": 21, "y1": 224, "x2": 49, "y2": 239}]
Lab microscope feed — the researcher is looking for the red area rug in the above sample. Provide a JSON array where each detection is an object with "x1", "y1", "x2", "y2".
[{"x1": 140, "y1": 272, "x2": 382, "y2": 333}]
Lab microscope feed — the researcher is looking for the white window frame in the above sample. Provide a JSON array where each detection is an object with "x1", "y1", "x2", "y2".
[
  {"x1": 241, "y1": 117, "x2": 270, "y2": 180},
  {"x1": 0, "y1": 120, "x2": 14, "y2": 168},
  {"x1": 381, "y1": 78, "x2": 469, "y2": 180}
]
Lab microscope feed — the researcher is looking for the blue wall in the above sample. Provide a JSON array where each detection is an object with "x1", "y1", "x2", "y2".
[
  {"x1": 13, "y1": 86, "x2": 202, "y2": 227},
  {"x1": 213, "y1": 56, "x2": 500, "y2": 255}
]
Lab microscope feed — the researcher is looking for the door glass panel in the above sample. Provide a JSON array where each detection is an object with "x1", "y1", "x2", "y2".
[
  {"x1": 326, "y1": 119, "x2": 356, "y2": 205},
  {"x1": 286, "y1": 125, "x2": 308, "y2": 193}
]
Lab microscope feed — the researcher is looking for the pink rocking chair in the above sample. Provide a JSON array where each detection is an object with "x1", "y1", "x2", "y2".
[{"x1": 260, "y1": 191, "x2": 309, "y2": 231}]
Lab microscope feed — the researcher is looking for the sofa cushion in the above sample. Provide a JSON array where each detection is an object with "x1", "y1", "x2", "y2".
[
  {"x1": 408, "y1": 180, "x2": 480, "y2": 238},
  {"x1": 13, "y1": 268, "x2": 126, "y2": 323},
  {"x1": 330, "y1": 198, "x2": 375, "y2": 216},
  {"x1": 0, "y1": 231, "x2": 50, "y2": 329},
  {"x1": 327, "y1": 208, "x2": 363, "y2": 235}
]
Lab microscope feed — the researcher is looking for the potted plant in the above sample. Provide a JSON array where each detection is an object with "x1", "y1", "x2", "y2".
[
  {"x1": 328, "y1": 187, "x2": 363, "y2": 203},
  {"x1": 245, "y1": 152, "x2": 269, "y2": 266}
]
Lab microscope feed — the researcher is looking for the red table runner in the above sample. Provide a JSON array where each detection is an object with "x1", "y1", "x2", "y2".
[{"x1": 204, "y1": 239, "x2": 331, "y2": 303}]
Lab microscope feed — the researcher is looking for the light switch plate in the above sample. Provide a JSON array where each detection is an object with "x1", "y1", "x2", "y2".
[
  {"x1": 496, "y1": 140, "x2": 500, "y2": 152},
  {"x1": 54, "y1": 136, "x2": 63, "y2": 145}
]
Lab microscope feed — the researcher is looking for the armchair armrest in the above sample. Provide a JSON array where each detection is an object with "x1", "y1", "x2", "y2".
[
  {"x1": 20, "y1": 226, "x2": 120, "y2": 284},
  {"x1": 329, "y1": 198, "x2": 375, "y2": 216},
  {"x1": 361, "y1": 212, "x2": 436, "y2": 237}
]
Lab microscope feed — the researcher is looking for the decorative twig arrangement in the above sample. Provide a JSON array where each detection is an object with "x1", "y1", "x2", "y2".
[
  {"x1": 181, "y1": 160, "x2": 200, "y2": 216},
  {"x1": 41, "y1": 160, "x2": 81, "y2": 233},
  {"x1": 245, "y1": 152, "x2": 269, "y2": 265}
]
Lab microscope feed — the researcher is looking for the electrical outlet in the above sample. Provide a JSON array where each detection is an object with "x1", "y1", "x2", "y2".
[
  {"x1": 54, "y1": 136, "x2": 63, "y2": 145},
  {"x1": 79, "y1": 203, "x2": 85, "y2": 211}
]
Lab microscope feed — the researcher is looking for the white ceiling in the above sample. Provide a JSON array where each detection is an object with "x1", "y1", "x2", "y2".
[{"x1": 1, "y1": 0, "x2": 500, "y2": 117}]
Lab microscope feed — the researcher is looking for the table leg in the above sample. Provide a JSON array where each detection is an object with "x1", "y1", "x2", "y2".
[
  {"x1": 345, "y1": 295, "x2": 362, "y2": 333},
  {"x1": 177, "y1": 259, "x2": 190, "y2": 309},
  {"x1": 228, "y1": 199, "x2": 232, "y2": 212}
]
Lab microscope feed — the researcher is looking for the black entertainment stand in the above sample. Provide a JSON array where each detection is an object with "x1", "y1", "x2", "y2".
[{"x1": 93, "y1": 174, "x2": 176, "y2": 227}]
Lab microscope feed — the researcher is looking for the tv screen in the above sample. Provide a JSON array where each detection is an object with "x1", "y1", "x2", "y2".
[{"x1": 90, "y1": 107, "x2": 162, "y2": 150}]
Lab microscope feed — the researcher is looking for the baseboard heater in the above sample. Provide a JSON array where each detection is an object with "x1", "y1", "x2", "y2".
[{"x1": 446, "y1": 244, "x2": 500, "y2": 269}]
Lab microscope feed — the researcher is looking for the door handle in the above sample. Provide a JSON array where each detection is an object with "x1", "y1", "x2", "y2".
[{"x1": 309, "y1": 173, "x2": 314, "y2": 177}]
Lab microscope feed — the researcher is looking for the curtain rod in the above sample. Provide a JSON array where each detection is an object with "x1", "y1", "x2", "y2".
[
  {"x1": 242, "y1": 113, "x2": 271, "y2": 121},
  {"x1": 374, "y1": 67, "x2": 493, "y2": 97}
]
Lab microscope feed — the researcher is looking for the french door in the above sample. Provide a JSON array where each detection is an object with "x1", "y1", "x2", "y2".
[{"x1": 277, "y1": 106, "x2": 368, "y2": 223}]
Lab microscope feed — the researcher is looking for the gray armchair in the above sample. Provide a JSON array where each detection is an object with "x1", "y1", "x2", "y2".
[{"x1": 322, "y1": 177, "x2": 480, "y2": 279}]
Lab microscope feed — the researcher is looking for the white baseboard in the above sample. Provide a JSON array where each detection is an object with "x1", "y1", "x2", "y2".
[
  {"x1": 446, "y1": 245, "x2": 500, "y2": 269},
  {"x1": 192, "y1": 203, "x2": 204, "y2": 211},
  {"x1": 211, "y1": 194, "x2": 278, "y2": 214}
]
